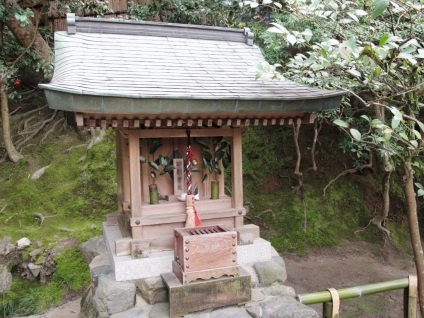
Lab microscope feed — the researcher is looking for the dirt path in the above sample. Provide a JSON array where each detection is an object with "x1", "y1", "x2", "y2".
[
  {"x1": 37, "y1": 241, "x2": 416, "y2": 318},
  {"x1": 284, "y1": 241, "x2": 416, "y2": 317}
]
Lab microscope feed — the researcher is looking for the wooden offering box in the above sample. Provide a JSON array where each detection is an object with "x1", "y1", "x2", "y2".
[{"x1": 173, "y1": 225, "x2": 239, "y2": 284}]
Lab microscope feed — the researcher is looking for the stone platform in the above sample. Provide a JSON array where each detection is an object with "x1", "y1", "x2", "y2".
[
  {"x1": 79, "y1": 235, "x2": 319, "y2": 318},
  {"x1": 103, "y1": 222, "x2": 273, "y2": 281}
]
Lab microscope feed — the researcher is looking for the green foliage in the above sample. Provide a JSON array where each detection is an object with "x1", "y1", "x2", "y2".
[
  {"x1": 246, "y1": 174, "x2": 377, "y2": 255},
  {"x1": 197, "y1": 137, "x2": 230, "y2": 182},
  {"x1": 53, "y1": 246, "x2": 90, "y2": 291},
  {"x1": 129, "y1": 0, "x2": 247, "y2": 27},
  {"x1": 242, "y1": 126, "x2": 293, "y2": 189},
  {"x1": 0, "y1": 128, "x2": 118, "y2": 316},
  {"x1": 0, "y1": 277, "x2": 64, "y2": 316},
  {"x1": 52, "y1": 0, "x2": 109, "y2": 17},
  {"x1": 75, "y1": 131, "x2": 117, "y2": 217}
]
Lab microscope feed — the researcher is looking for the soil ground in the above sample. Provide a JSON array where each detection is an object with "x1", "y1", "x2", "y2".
[
  {"x1": 285, "y1": 241, "x2": 417, "y2": 317},
  {"x1": 37, "y1": 241, "x2": 416, "y2": 318}
]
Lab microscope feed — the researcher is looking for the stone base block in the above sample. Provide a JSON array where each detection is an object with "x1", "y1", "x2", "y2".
[
  {"x1": 162, "y1": 268, "x2": 251, "y2": 317},
  {"x1": 103, "y1": 222, "x2": 272, "y2": 281}
]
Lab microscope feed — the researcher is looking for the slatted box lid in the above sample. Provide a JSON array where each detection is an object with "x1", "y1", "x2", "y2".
[{"x1": 174, "y1": 225, "x2": 237, "y2": 273}]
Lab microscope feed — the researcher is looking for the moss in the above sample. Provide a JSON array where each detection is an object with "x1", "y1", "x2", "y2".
[
  {"x1": 53, "y1": 246, "x2": 90, "y2": 292},
  {"x1": 245, "y1": 164, "x2": 376, "y2": 255}
]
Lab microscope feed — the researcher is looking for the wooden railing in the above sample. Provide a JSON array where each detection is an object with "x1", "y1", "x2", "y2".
[{"x1": 297, "y1": 276, "x2": 418, "y2": 318}]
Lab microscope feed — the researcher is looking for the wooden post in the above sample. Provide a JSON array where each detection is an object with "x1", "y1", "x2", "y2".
[
  {"x1": 231, "y1": 127, "x2": 243, "y2": 228},
  {"x1": 231, "y1": 127, "x2": 243, "y2": 208},
  {"x1": 115, "y1": 130, "x2": 123, "y2": 213},
  {"x1": 141, "y1": 139, "x2": 150, "y2": 204},
  {"x1": 128, "y1": 132, "x2": 142, "y2": 218},
  {"x1": 405, "y1": 275, "x2": 417, "y2": 318},
  {"x1": 122, "y1": 133, "x2": 131, "y2": 206},
  {"x1": 323, "y1": 302, "x2": 334, "y2": 318}
]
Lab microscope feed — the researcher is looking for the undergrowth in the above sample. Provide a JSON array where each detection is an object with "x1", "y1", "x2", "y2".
[
  {"x1": 0, "y1": 127, "x2": 116, "y2": 316},
  {"x1": 242, "y1": 125, "x2": 409, "y2": 256}
]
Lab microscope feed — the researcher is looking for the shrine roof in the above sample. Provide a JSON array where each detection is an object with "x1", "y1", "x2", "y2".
[{"x1": 39, "y1": 14, "x2": 344, "y2": 120}]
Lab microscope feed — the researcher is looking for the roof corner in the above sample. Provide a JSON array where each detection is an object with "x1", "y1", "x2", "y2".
[{"x1": 67, "y1": 13, "x2": 76, "y2": 34}]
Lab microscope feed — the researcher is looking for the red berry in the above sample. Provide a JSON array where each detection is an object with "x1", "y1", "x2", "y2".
[{"x1": 14, "y1": 79, "x2": 21, "y2": 86}]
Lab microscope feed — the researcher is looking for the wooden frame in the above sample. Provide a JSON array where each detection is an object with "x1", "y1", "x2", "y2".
[{"x1": 114, "y1": 128, "x2": 245, "y2": 251}]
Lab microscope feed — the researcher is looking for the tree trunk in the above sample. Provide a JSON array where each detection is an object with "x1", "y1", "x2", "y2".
[
  {"x1": 4, "y1": 0, "x2": 52, "y2": 67},
  {"x1": 403, "y1": 160, "x2": 424, "y2": 316},
  {"x1": 0, "y1": 76, "x2": 23, "y2": 163},
  {"x1": 372, "y1": 104, "x2": 393, "y2": 236}
]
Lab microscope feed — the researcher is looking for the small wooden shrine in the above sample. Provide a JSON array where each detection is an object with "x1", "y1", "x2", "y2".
[{"x1": 40, "y1": 14, "x2": 344, "y2": 316}]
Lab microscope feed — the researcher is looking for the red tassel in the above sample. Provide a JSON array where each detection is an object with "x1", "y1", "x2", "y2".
[{"x1": 193, "y1": 206, "x2": 202, "y2": 226}]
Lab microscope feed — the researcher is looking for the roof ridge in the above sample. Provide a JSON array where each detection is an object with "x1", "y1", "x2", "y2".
[{"x1": 66, "y1": 13, "x2": 254, "y2": 46}]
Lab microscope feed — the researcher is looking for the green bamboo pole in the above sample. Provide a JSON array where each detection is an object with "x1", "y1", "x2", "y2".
[{"x1": 297, "y1": 278, "x2": 409, "y2": 305}]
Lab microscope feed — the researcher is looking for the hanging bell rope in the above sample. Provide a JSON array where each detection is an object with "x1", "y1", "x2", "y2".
[{"x1": 185, "y1": 130, "x2": 202, "y2": 227}]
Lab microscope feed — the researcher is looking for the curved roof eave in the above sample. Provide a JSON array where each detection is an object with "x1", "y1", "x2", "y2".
[{"x1": 41, "y1": 89, "x2": 343, "y2": 117}]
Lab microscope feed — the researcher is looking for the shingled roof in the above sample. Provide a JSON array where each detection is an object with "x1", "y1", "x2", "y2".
[{"x1": 40, "y1": 14, "x2": 344, "y2": 128}]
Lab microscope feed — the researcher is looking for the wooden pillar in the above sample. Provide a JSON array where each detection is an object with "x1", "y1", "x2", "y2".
[
  {"x1": 115, "y1": 130, "x2": 123, "y2": 213},
  {"x1": 122, "y1": 132, "x2": 131, "y2": 207},
  {"x1": 141, "y1": 138, "x2": 150, "y2": 204},
  {"x1": 128, "y1": 132, "x2": 142, "y2": 218},
  {"x1": 231, "y1": 127, "x2": 243, "y2": 229}
]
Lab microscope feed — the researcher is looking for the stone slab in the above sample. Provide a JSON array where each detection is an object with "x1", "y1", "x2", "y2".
[
  {"x1": 103, "y1": 222, "x2": 272, "y2": 281},
  {"x1": 161, "y1": 268, "x2": 251, "y2": 317}
]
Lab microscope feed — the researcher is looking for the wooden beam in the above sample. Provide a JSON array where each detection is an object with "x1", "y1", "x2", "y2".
[
  {"x1": 126, "y1": 128, "x2": 234, "y2": 139},
  {"x1": 128, "y1": 132, "x2": 142, "y2": 218}
]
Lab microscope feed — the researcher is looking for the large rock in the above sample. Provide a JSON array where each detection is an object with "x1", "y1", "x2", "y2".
[
  {"x1": 80, "y1": 236, "x2": 107, "y2": 263},
  {"x1": 261, "y1": 296, "x2": 319, "y2": 318},
  {"x1": 89, "y1": 253, "x2": 112, "y2": 286},
  {"x1": 79, "y1": 286, "x2": 100, "y2": 318},
  {"x1": 0, "y1": 264, "x2": 12, "y2": 293},
  {"x1": 263, "y1": 283, "x2": 296, "y2": 297},
  {"x1": 135, "y1": 276, "x2": 168, "y2": 304},
  {"x1": 209, "y1": 306, "x2": 252, "y2": 318},
  {"x1": 0, "y1": 236, "x2": 15, "y2": 256},
  {"x1": 254, "y1": 258, "x2": 287, "y2": 286},
  {"x1": 93, "y1": 276, "x2": 136, "y2": 317}
]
